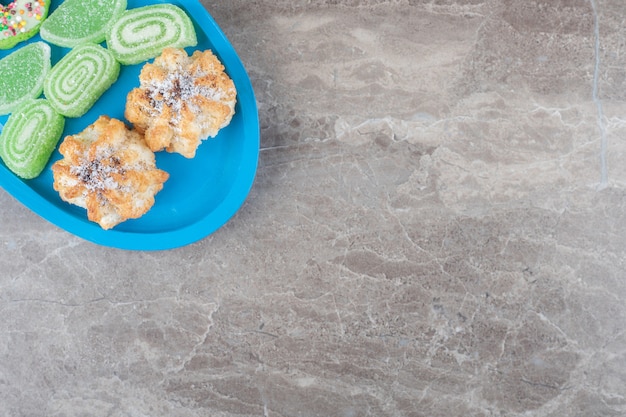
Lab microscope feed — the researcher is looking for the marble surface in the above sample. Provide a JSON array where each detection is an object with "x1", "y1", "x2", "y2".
[{"x1": 1, "y1": 0, "x2": 626, "y2": 415}]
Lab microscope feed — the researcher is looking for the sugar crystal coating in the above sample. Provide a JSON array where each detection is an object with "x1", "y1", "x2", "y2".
[
  {"x1": 0, "y1": 41, "x2": 50, "y2": 115},
  {"x1": 40, "y1": 0, "x2": 127, "y2": 48},
  {"x1": 106, "y1": 4, "x2": 197, "y2": 66},
  {"x1": 44, "y1": 43, "x2": 120, "y2": 118},
  {"x1": 0, "y1": 98, "x2": 65, "y2": 179}
]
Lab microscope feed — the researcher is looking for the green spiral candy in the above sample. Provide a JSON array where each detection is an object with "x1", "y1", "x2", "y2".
[
  {"x1": 43, "y1": 43, "x2": 120, "y2": 118},
  {"x1": 106, "y1": 4, "x2": 197, "y2": 66},
  {"x1": 0, "y1": 99, "x2": 65, "y2": 179}
]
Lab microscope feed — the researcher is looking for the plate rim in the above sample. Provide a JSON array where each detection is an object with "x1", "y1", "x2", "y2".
[{"x1": 0, "y1": 0, "x2": 260, "y2": 251}]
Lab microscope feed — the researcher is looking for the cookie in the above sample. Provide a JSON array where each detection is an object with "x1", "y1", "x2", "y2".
[
  {"x1": 125, "y1": 48, "x2": 236, "y2": 158},
  {"x1": 52, "y1": 116, "x2": 169, "y2": 230}
]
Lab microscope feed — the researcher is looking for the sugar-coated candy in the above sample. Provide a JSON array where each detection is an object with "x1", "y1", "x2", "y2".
[
  {"x1": 106, "y1": 4, "x2": 197, "y2": 66},
  {"x1": 44, "y1": 43, "x2": 120, "y2": 118},
  {"x1": 40, "y1": 0, "x2": 127, "y2": 48},
  {"x1": 0, "y1": 41, "x2": 50, "y2": 115},
  {"x1": 0, "y1": 99, "x2": 65, "y2": 179}
]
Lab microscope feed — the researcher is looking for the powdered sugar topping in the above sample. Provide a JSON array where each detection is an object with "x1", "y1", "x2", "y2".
[
  {"x1": 144, "y1": 66, "x2": 227, "y2": 120},
  {"x1": 70, "y1": 147, "x2": 123, "y2": 193}
]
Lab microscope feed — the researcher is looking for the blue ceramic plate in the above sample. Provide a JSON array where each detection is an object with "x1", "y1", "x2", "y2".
[{"x1": 0, "y1": 0, "x2": 259, "y2": 250}]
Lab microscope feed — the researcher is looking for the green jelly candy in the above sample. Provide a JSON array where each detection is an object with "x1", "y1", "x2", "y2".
[
  {"x1": 40, "y1": 0, "x2": 127, "y2": 48},
  {"x1": 0, "y1": 42, "x2": 51, "y2": 116},
  {"x1": 44, "y1": 43, "x2": 120, "y2": 118},
  {"x1": 0, "y1": 99, "x2": 65, "y2": 179},
  {"x1": 107, "y1": 4, "x2": 197, "y2": 66}
]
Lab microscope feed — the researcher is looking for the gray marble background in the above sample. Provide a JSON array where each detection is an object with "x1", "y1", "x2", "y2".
[{"x1": 2, "y1": 0, "x2": 626, "y2": 416}]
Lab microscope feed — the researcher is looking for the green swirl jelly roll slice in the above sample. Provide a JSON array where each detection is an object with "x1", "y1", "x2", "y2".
[
  {"x1": 43, "y1": 43, "x2": 120, "y2": 118},
  {"x1": 0, "y1": 99, "x2": 64, "y2": 179},
  {"x1": 106, "y1": 4, "x2": 197, "y2": 66},
  {"x1": 0, "y1": 41, "x2": 51, "y2": 116},
  {"x1": 40, "y1": 0, "x2": 127, "y2": 48}
]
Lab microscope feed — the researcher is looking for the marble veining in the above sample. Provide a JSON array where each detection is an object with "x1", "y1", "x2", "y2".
[
  {"x1": 589, "y1": 0, "x2": 608, "y2": 187},
  {"x1": 1, "y1": 1, "x2": 626, "y2": 416}
]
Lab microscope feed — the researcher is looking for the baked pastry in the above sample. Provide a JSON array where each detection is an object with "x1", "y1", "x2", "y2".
[
  {"x1": 0, "y1": 41, "x2": 50, "y2": 115},
  {"x1": 0, "y1": 98, "x2": 64, "y2": 179},
  {"x1": 125, "y1": 47, "x2": 237, "y2": 158},
  {"x1": 40, "y1": 0, "x2": 126, "y2": 48},
  {"x1": 52, "y1": 115, "x2": 169, "y2": 230},
  {"x1": 0, "y1": 0, "x2": 49, "y2": 50},
  {"x1": 106, "y1": 3, "x2": 197, "y2": 66}
]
